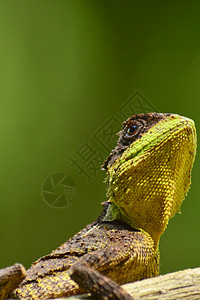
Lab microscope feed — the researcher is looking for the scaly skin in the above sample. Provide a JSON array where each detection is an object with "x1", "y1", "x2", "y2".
[{"x1": 0, "y1": 113, "x2": 197, "y2": 300}]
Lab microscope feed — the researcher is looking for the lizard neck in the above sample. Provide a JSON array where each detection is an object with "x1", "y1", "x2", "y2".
[{"x1": 102, "y1": 202, "x2": 159, "y2": 251}]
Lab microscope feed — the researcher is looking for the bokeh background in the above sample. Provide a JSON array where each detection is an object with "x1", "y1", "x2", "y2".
[{"x1": 0, "y1": 1, "x2": 199, "y2": 276}]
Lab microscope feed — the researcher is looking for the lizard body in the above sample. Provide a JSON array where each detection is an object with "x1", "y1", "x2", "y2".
[{"x1": 0, "y1": 113, "x2": 197, "y2": 300}]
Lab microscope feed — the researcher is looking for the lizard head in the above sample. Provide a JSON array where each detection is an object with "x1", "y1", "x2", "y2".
[{"x1": 102, "y1": 113, "x2": 197, "y2": 244}]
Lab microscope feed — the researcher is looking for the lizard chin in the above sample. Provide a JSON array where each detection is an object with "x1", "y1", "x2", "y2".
[{"x1": 106, "y1": 115, "x2": 197, "y2": 245}]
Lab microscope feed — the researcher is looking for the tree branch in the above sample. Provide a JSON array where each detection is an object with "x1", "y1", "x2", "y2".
[{"x1": 65, "y1": 267, "x2": 200, "y2": 299}]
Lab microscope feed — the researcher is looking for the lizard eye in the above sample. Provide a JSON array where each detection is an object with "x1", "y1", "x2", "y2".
[
  {"x1": 125, "y1": 121, "x2": 143, "y2": 138},
  {"x1": 127, "y1": 125, "x2": 138, "y2": 135}
]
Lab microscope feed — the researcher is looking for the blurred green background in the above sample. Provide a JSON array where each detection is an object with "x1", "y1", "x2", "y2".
[{"x1": 0, "y1": 0, "x2": 199, "y2": 276}]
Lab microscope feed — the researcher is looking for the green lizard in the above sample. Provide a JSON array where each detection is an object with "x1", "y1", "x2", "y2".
[{"x1": 0, "y1": 113, "x2": 197, "y2": 300}]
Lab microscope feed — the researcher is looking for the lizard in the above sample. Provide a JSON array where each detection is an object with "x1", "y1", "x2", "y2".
[{"x1": 0, "y1": 112, "x2": 197, "y2": 300}]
